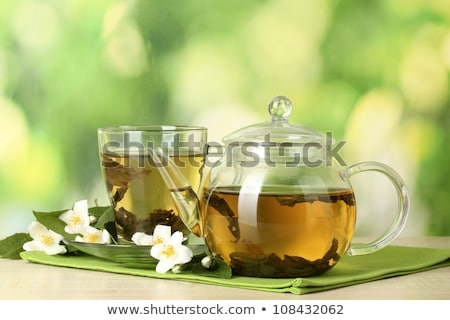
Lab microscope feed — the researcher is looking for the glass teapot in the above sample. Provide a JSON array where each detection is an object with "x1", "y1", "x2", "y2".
[{"x1": 151, "y1": 96, "x2": 409, "y2": 278}]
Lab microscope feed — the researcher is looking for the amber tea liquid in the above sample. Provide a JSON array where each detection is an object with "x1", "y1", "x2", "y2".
[
  {"x1": 101, "y1": 151, "x2": 203, "y2": 241},
  {"x1": 203, "y1": 187, "x2": 356, "y2": 277}
]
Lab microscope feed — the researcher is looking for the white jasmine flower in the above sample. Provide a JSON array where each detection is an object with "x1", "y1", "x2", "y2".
[
  {"x1": 132, "y1": 225, "x2": 171, "y2": 246},
  {"x1": 23, "y1": 221, "x2": 67, "y2": 255},
  {"x1": 59, "y1": 200, "x2": 92, "y2": 234},
  {"x1": 150, "y1": 230, "x2": 193, "y2": 273},
  {"x1": 75, "y1": 226, "x2": 111, "y2": 244}
]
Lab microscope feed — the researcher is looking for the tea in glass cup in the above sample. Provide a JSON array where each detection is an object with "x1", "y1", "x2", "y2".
[{"x1": 97, "y1": 126, "x2": 207, "y2": 241}]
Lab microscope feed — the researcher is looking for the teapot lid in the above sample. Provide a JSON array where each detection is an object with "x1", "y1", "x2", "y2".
[{"x1": 223, "y1": 96, "x2": 326, "y2": 144}]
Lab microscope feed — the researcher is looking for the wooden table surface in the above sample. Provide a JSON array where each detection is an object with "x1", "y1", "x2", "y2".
[{"x1": 1, "y1": 237, "x2": 449, "y2": 300}]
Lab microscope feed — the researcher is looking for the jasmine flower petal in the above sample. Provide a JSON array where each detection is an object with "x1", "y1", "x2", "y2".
[
  {"x1": 75, "y1": 226, "x2": 111, "y2": 244},
  {"x1": 131, "y1": 232, "x2": 153, "y2": 246},
  {"x1": 132, "y1": 225, "x2": 172, "y2": 246},
  {"x1": 150, "y1": 229, "x2": 193, "y2": 273},
  {"x1": 59, "y1": 200, "x2": 91, "y2": 234},
  {"x1": 23, "y1": 221, "x2": 66, "y2": 255}
]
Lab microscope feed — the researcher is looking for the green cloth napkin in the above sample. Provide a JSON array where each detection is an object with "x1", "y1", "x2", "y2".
[{"x1": 20, "y1": 246, "x2": 450, "y2": 295}]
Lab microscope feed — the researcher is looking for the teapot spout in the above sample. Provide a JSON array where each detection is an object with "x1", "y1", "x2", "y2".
[{"x1": 148, "y1": 148, "x2": 203, "y2": 237}]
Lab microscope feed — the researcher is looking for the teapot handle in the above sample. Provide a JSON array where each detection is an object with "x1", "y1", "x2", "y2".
[{"x1": 346, "y1": 161, "x2": 410, "y2": 256}]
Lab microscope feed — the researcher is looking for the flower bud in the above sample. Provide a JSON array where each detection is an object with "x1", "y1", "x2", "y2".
[
  {"x1": 201, "y1": 256, "x2": 213, "y2": 269},
  {"x1": 171, "y1": 265, "x2": 183, "y2": 273}
]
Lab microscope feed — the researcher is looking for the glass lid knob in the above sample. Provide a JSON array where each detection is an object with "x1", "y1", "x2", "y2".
[{"x1": 268, "y1": 95, "x2": 292, "y2": 121}]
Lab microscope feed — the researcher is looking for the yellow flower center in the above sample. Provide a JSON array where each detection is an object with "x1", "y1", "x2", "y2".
[
  {"x1": 151, "y1": 236, "x2": 164, "y2": 246},
  {"x1": 39, "y1": 234, "x2": 54, "y2": 246},
  {"x1": 161, "y1": 244, "x2": 175, "y2": 258},
  {"x1": 86, "y1": 234, "x2": 99, "y2": 243},
  {"x1": 69, "y1": 215, "x2": 82, "y2": 227}
]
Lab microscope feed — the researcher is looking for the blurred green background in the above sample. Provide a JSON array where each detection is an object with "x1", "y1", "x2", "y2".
[{"x1": 0, "y1": 0, "x2": 449, "y2": 238}]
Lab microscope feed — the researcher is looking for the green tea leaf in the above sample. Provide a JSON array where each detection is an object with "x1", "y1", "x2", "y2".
[
  {"x1": 229, "y1": 238, "x2": 339, "y2": 277},
  {"x1": 0, "y1": 233, "x2": 32, "y2": 259},
  {"x1": 204, "y1": 191, "x2": 240, "y2": 242}
]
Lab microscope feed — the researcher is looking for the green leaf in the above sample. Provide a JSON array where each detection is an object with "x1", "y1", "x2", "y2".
[
  {"x1": 88, "y1": 205, "x2": 113, "y2": 221},
  {"x1": 91, "y1": 206, "x2": 117, "y2": 241},
  {"x1": 32, "y1": 209, "x2": 75, "y2": 240},
  {"x1": 0, "y1": 233, "x2": 32, "y2": 259},
  {"x1": 191, "y1": 257, "x2": 233, "y2": 279}
]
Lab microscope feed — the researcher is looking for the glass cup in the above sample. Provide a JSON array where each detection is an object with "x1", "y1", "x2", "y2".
[{"x1": 97, "y1": 125, "x2": 207, "y2": 242}]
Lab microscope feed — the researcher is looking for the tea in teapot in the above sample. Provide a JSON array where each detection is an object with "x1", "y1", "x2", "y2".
[{"x1": 203, "y1": 187, "x2": 356, "y2": 277}]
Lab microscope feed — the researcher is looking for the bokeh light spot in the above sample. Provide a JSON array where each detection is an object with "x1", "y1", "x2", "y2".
[
  {"x1": 12, "y1": 0, "x2": 61, "y2": 50},
  {"x1": 400, "y1": 27, "x2": 449, "y2": 112}
]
